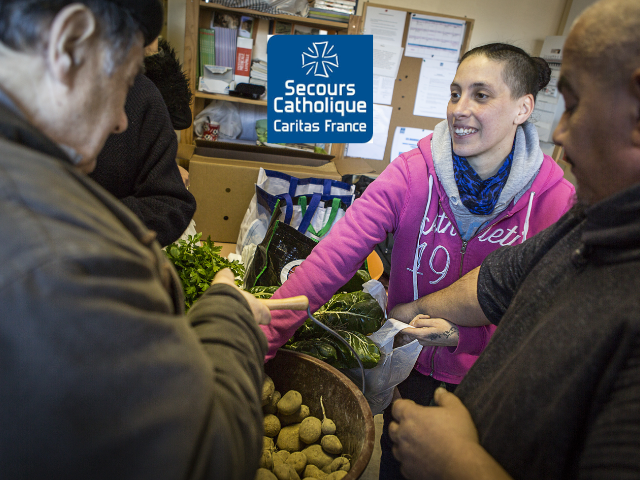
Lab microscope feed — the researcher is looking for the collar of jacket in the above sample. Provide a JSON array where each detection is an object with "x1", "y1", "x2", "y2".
[
  {"x1": 581, "y1": 184, "x2": 640, "y2": 264},
  {"x1": 0, "y1": 99, "x2": 72, "y2": 165}
]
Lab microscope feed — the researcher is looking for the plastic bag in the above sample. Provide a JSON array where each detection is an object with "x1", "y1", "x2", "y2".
[
  {"x1": 236, "y1": 168, "x2": 355, "y2": 254},
  {"x1": 343, "y1": 319, "x2": 423, "y2": 415},
  {"x1": 194, "y1": 100, "x2": 242, "y2": 139}
]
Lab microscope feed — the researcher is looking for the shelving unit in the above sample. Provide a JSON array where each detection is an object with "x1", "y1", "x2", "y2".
[{"x1": 181, "y1": 0, "x2": 361, "y2": 146}]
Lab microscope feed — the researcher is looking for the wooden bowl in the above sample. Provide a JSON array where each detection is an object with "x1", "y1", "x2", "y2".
[{"x1": 265, "y1": 349, "x2": 375, "y2": 479}]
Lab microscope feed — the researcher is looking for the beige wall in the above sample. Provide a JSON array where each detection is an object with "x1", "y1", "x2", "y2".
[
  {"x1": 358, "y1": 0, "x2": 569, "y2": 55},
  {"x1": 168, "y1": 0, "x2": 572, "y2": 61}
]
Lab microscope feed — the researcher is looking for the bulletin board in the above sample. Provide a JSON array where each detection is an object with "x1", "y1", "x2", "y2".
[{"x1": 330, "y1": 3, "x2": 475, "y2": 176}]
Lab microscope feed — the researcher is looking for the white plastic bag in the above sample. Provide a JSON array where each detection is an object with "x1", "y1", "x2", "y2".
[
  {"x1": 345, "y1": 319, "x2": 423, "y2": 415},
  {"x1": 236, "y1": 168, "x2": 355, "y2": 254},
  {"x1": 194, "y1": 100, "x2": 242, "y2": 139}
]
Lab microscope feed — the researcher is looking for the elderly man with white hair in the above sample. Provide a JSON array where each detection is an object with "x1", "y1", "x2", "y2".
[{"x1": 0, "y1": 2, "x2": 269, "y2": 479}]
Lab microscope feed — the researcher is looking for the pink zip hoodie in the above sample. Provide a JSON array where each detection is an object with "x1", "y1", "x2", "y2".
[{"x1": 262, "y1": 123, "x2": 574, "y2": 383}]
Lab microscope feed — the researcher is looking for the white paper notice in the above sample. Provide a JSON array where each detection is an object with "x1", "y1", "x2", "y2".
[
  {"x1": 406, "y1": 13, "x2": 465, "y2": 62},
  {"x1": 373, "y1": 75, "x2": 395, "y2": 105},
  {"x1": 391, "y1": 127, "x2": 433, "y2": 160},
  {"x1": 364, "y1": 6, "x2": 407, "y2": 46},
  {"x1": 373, "y1": 41, "x2": 403, "y2": 78},
  {"x1": 345, "y1": 104, "x2": 393, "y2": 161},
  {"x1": 413, "y1": 59, "x2": 457, "y2": 119}
]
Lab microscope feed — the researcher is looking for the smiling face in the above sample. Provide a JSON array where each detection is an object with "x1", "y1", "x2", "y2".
[
  {"x1": 447, "y1": 55, "x2": 533, "y2": 178},
  {"x1": 552, "y1": 21, "x2": 640, "y2": 205}
]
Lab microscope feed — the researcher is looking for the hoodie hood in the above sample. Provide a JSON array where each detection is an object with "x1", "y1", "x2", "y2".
[{"x1": 429, "y1": 120, "x2": 544, "y2": 239}]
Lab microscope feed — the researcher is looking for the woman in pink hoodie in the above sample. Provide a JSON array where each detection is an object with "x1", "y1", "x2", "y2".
[{"x1": 262, "y1": 44, "x2": 575, "y2": 479}]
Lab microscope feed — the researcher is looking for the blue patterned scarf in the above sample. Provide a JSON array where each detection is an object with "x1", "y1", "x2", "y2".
[{"x1": 452, "y1": 141, "x2": 515, "y2": 215}]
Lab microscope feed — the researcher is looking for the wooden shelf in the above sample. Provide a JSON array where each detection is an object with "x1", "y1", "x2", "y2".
[
  {"x1": 199, "y1": 1, "x2": 351, "y2": 30},
  {"x1": 195, "y1": 91, "x2": 268, "y2": 106}
]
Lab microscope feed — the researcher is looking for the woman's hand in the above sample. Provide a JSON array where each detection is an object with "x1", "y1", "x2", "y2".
[{"x1": 397, "y1": 314, "x2": 459, "y2": 347}]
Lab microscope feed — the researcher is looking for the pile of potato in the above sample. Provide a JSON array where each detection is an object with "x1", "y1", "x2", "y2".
[{"x1": 256, "y1": 375, "x2": 351, "y2": 480}]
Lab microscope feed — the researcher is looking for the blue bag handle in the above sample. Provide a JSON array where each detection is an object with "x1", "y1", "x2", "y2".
[
  {"x1": 323, "y1": 179, "x2": 333, "y2": 195},
  {"x1": 297, "y1": 193, "x2": 322, "y2": 234},
  {"x1": 279, "y1": 193, "x2": 294, "y2": 225},
  {"x1": 288, "y1": 178, "x2": 299, "y2": 198}
]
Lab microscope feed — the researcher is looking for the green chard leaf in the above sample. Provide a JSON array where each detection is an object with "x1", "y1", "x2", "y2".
[{"x1": 313, "y1": 291, "x2": 384, "y2": 335}]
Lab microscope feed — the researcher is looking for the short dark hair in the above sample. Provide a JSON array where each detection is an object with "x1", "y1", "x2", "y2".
[
  {"x1": 0, "y1": 0, "x2": 141, "y2": 74},
  {"x1": 460, "y1": 43, "x2": 551, "y2": 99}
]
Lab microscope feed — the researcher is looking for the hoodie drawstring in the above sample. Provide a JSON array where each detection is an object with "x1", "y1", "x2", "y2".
[
  {"x1": 413, "y1": 175, "x2": 434, "y2": 301},
  {"x1": 522, "y1": 191, "x2": 535, "y2": 242}
]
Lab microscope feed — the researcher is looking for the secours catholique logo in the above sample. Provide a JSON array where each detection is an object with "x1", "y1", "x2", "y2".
[{"x1": 268, "y1": 35, "x2": 373, "y2": 143}]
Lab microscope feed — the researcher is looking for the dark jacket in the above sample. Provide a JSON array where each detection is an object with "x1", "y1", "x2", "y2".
[
  {"x1": 457, "y1": 188, "x2": 640, "y2": 479},
  {"x1": 0, "y1": 98, "x2": 267, "y2": 480},
  {"x1": 90, "y1": 74, "x2": 196, "y2": 247}
]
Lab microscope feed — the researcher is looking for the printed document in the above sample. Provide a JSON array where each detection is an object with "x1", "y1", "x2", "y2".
[
  {"x1": 413, "y1": 59, "x2": 457, "y2": 119},
  {"x1": 345, "y1": 104, "x2": 393, "y2": 160},
  {"x1": 373, "y1": 75, "x2": 395, "y2": 105},
  {"x1": 364, "y1": 6, "x2": 406, "y2": 46},
  {"x1": 390, "y1": 127, "x2": 433, "y2": 160},
  {"x1": 405, "y1": 13, "x2": 465, "y2": 62}
]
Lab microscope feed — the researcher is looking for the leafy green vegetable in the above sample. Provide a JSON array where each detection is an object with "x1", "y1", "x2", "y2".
[
  {"x1": 164, "y1": 233, "x2": 244, "y2": 311},
  {"x1": 313, "y1": 291, "x2": 384, "y2": 335},
  {"x1": 248, "y1": 286, "x2": 278, "y2": 299},
  {"x1": 286, "y1": 330, "x2": 379, "y2": 369},
  {"x1": 281, "y1": 290, "x2": 384, "y2": 369},
  {"x1": 337, "y1": 269, "x2": 371, "y2": 293}
]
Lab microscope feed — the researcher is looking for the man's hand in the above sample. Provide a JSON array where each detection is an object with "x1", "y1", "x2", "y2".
[
  {"x1": 389, "y1": 389, "x2": 478, "y2": 479},
  {"x1": 211, "y1": 268, "x2": 271, "y2": 325},
  {"x1": 396, "y1": 314, "x2": 459, "y2": 347},
  {"x1": 389, "y1": 388, "x2": 512, "y2": 480}
]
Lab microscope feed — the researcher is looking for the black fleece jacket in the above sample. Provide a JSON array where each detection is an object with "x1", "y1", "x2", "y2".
[
  {"x1": 90, "y1": 74, "x2": 196, "y2": 246},
  {"x1": 456, "y1": 187, "x2": 640, "y2": 479}
]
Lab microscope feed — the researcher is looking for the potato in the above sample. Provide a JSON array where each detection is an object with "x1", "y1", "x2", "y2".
[
  {"x1": 276, "y1": 423, "x2": 302, "y2": 452},
  {"x1": 264, "y1": 391, "x2": 282, "y2": 415},
  {"x1": 301, "y1": 444, "x2": 335, "y2": 469},
  {"x1": 321, "y1": 418, "x2": 336, "y2": 436},
  {"x1": 299, "y1": 416, "x2": 322, "y2": 444},
  {"x1": 274, "y1": 450, "x2": 291, "y2": 463},
  {"x1": 325, "y1": 471, "x2": 347, "y2": 480},
  {"x1": 264, "y1": 414, "x2": 282, "y2": 438},
  {"x1": 286, "y1": 451, "x2": 308, "y2": 475},
  {"x1": 279, "y1": 405, "x2": 310, "y2": 427},
  {"x1": 278, "y1": 390, "x2": 303, "y2": 416},
  {"x1": 262, "y1": 376, "x2": 275, "y2": 407},
  {"x1": 322, "y1": 457, "x2": 350, "y2": 474},
  {"x1": 260, "y1": 449, "x2": 274, "y2": 470},
  {"x1": 303, "y1": 464, "x2": 327, "y2": 479},
  {"x1": 321, "y1": 435, "x2": 343, "y2": 455},
  {"x1": 273, "y1": 463, "x2": 301, "y2": 480},
  {"x1": 255, "y1": 467, "x2": 278, "y2": 480},
  {"x1": 263, "y1": 436, "x2": 276, "y2": 452}
]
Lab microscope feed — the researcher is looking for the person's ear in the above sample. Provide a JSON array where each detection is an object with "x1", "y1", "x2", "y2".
[
  {"x1": 47, "y1": 4, "x2": 97, "y2": 86},
  {"x1": 631, "y1": 67, "x2": 640, "y2": 147},
  {"x1": 515, "y1": 94, "x2": 535, "y2": 125}
]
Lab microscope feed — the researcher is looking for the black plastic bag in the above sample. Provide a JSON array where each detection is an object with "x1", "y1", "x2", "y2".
[{"x1": 244, "y1": 208, "x2": 318, "y2": 289}]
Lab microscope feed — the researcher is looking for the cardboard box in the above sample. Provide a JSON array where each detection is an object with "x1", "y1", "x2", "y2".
[
  {"x1": 186, "y1": 141, "x2": 375, "y2": 243},
  {"x1": 190, "y1": 154, "x2": 344, "y2": 243}
]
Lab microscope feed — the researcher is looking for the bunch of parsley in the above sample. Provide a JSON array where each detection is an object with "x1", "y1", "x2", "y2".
[{"x1": 164, "y1": 233, "x2": 245, "y2": 311}]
